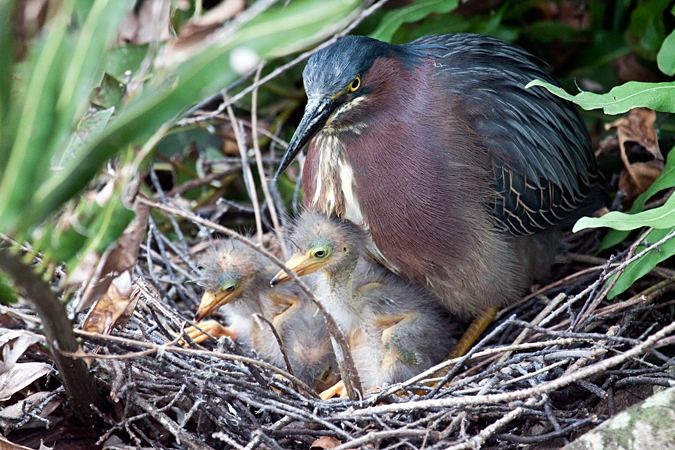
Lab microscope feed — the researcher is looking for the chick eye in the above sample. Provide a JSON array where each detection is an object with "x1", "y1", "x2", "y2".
[
  {"x1": 349, "y1": 76, "x2": 360, "y2": 92},
  {"x1": 224, "y1": 285, "x2": 236, "y2": 292},
  {"x1": 313, "y1": 249, "x2": 327, "y2": 259}
]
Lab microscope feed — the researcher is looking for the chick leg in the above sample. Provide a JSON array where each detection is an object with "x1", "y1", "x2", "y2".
[
  {"x1": 319, "y1": 380, "x2": 347, "y2": 400},
  {"x1": 185, "y1": 320, "x2": 237, "y2": 344},
  {"x1": 380, "y1": 312, "x2": 422, "y2": 366}
]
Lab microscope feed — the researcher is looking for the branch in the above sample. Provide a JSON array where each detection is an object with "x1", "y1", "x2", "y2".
[{"x1": 0, "y1": 248, "x2": 107, "y2": 422}]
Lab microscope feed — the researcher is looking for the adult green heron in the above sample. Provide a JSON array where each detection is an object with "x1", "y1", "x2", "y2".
[
  {"x1": 188, "y1": 240, "x2": 338, "y2": 392},
  {"x1": 275, "y1": 33, "x2": 605, "y2": 351},
  {"x1": 270, "y1": 212, "x2": 460, "y2": 397}
]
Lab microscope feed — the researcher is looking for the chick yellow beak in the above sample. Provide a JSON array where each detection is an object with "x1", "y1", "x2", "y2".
[
  {"x1": 270, "y1": 253, "x2": 325, "y2": 286},
  {"x1": 195, "y1": 290, "x2": 236, "y2": 321}
]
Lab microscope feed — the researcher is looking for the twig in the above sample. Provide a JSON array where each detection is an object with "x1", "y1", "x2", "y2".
[
  {"x1": 0, "y1": 248, "x2": 107, "y2": 423},
  {"x1": 227, "y1": 102, "x2": 263, "y2": 243},
  {"x1": 347, "y1": 320, "x2": 675, "y2": 416},
  {"x1": 250, "y1": 63, "x2": 287, "y2": 259}
]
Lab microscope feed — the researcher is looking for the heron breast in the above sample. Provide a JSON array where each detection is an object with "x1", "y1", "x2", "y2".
[{"x1": 308, "y1": 134, "x2": 365, "y2": 224}]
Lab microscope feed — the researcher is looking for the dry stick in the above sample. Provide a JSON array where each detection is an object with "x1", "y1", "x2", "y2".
[
  {"x1": 346, "y1": 320, "x2": 675, "y2": 416},
  {"x1": 135, "y1": 395, "x2": 213, "y2": 450},
  {"x1": 496, "y1": 265, "x2": 604, "y2": 319},
  {"x1": 227, "y1": 103, "x2": 264, "y2": 243},
  {"x1": 332, "y1": 429, "x2": 436, "y2": 450},
  {"x1": 135, "y1": 196, "x2": 363, "y2": 399},
  {"x1": 381, "y1": 338, "x2": 586, "y2": 395},
  {"x1": 444, "y1": 398, "x2": 538, "y2": 450},
  {"x1": 567, "y1": 252, "x2": 675, "y2": 279},
  {"x1": 72, "y1": 329, "x2": 318, "y2": 398},
  {"x1": 574, "y1": 227, "x2": 654, "y2": 329},
  {"x1": 537, "y1": 229, "x2": 675, "y2": 331},
  {"x1": 496, "y1": 293, "x2": 568, "y2": 365},
  {"x1": 164, "y1": 166, "x2": 242, "y2": 198},
  {"x1": 250, "y1": 63, "x2": 287, "y2": 260},
  {"x1": 543, "y1": 277, "x2": 675, "y2": 342},
  {"x1": 594, "y1": 277, "x2": 675, "y2": 318},
  {"x1": 251, "y1": 313, "x2": 296, "y2": 378},
  {"x1": 427, "y1": 317, "x2": 519, "y2": 398},
  {"x1": 239, "y1": 119, "x2": 289, "y2": 148},
  {"x1": 500, "y1": 232, "x2": 675, "y2": 323},
  {"x1": 0, "y1": 249, "x2": 108, "y2": 422}
]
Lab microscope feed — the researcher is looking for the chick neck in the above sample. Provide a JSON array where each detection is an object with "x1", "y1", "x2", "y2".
[{"x1": 315, "y1": 247, "x2": 361, "y2": 332}]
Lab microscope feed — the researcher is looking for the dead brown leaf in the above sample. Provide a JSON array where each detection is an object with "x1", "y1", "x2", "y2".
[
  {"x1": 160, "y1": 0, "x2": 246, "y2": 66},
  {"x1": 0, "y1": 392, "x2": 62, "y2": 430},
  {"x1": 606, "y1": 107, "x2": 662, "y2": 162},
  {"x1": 618, "y1": 159, "x2": 665, "y2": 207},
  {"x1": 0, "y1": 330, "x2": 45, "y2": 374},
  {"x1": 0, "y1": 362, "x2": 52, "y2": 401},
  {"x1": 310, "y1": 436, "x2": 342, "y2": 450},
  {"x1": 0, "y1": 435, "x2": 37, "y2": 450},
  {"x1": 82, "y1": 272, "x2": 139, "y2": 334},
  {"x1": 605, "y1": 108, "x2": 663, "y2": 206},
  {"x1": 116, "y1": 0, "x2": 171, "y2": 45}
]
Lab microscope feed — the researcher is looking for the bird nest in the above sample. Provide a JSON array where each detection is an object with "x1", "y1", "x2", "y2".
[{"x1": 5, "y1": 190, "x2": 675, "y2": 450}]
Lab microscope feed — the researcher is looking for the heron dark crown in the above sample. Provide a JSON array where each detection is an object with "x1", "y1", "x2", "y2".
[
  {"x1": 303, "y1": 36, "x2": 390, "y2": 97},
  {"x1": 303, "y1": 35, "x2": 430, "y2": 98}
]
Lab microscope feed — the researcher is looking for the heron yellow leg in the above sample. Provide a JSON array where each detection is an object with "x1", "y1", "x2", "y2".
[{"x1": 436, "y1": 306, "x2": 499, "y2": 376}]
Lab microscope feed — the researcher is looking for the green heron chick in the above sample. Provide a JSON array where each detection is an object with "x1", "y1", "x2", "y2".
[
  {"x1": 270, "y1": 212, "x2": 461, "y2": 395},
  {"x1": 189, "y1": 239, "x2": 338, "y2": 391},
  {"x1": 275, "y1": 33, "x2": 606, "y2": 351}
]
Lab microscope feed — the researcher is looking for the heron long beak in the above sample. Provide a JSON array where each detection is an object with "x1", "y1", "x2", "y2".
[
  {"x1": 274, "y1": 95, "x2": 335, "y2": 180},
  {"x1": 270, "y1": 253, "x2": 326, "y2": 286},
  {"x1": 195, "y1": 290, "x2": 237, "y2": 321}
]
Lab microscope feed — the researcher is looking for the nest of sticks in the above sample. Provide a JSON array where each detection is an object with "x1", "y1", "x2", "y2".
[{"x1": 4, "y1": 181, "x2": 675, "y2": 449}]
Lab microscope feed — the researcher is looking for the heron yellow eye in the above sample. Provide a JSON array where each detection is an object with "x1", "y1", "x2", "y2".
[{"x1": 349, "y1": 76, "x2": 360, "y2": 92}]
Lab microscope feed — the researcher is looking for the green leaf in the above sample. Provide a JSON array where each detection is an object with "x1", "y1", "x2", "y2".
[
  {"x1": 607, "y1": 226, "x2": 675, "y2": 298},
  {"x1": 658, "y1": 30, "x2": 675, "y2": 76},
  {"x1": 91, "y1": 73, "x2": 125, "y2": 110},
  {"x1": 526, "y1": 79, "x2": 675, "y2": 114},
  {"x1": 55, "y1": 107, "x2": 115, "y2": 169},
  {"x1": 0, "y1": 271, "x2": 18, "y2": 305},
  {"x1": 657, "y1": 4, "x2": 675, "y2": 76},
  {"x1": 102, "y1": 44, "x2": 149, "y2": 82},
  {"x1": 370, "y1": 0, "x2": 460, "y2": 42},
  {"x1": 0, "y1": 0, "x2": 133, "y2": 235},
  {"x1": 630, "y1": 0, "x2": 669, "y2": 58},
  {"x1": 0, "y1": 0, "x2": 15, "y2": 136},
  {"x1": 574, "y1": 193, "x2": 675, "y2": 232},
  {"x1": 0, "y1": 2, "x2": 76, "y2": 233},
  {"x1": 597, "y1": 144, "x2": 675, "y2": 250},
  {"x1": 50, "y1": 0, "x2": 134, "y2": 161},
  {"x1": 24, "y1": 0, "x2": 361, "y2": 232}
]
